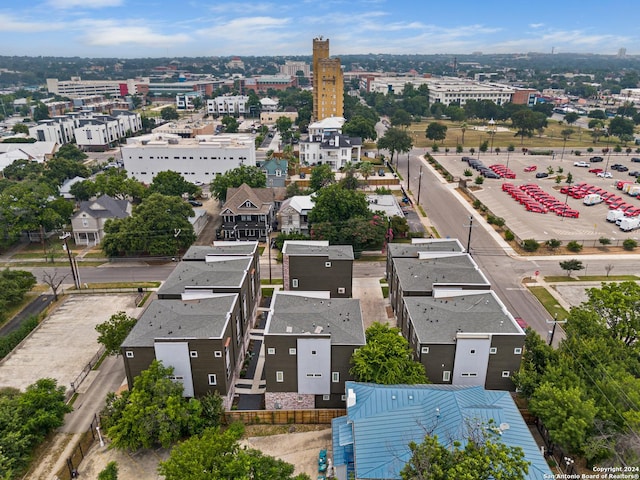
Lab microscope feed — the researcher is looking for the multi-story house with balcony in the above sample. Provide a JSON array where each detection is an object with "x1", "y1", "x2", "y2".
[{"x1": 219, "y1": 183, "x2": 277, "y2": 242}]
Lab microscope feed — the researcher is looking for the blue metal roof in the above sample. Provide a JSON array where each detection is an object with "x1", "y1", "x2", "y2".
[{"x1": 333, "y1": 382, "x2": 552, "y2": 480}]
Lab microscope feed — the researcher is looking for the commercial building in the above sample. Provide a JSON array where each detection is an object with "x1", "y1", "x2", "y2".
[
  {"x1": 206, "y1": 95, "x2": 248, "y2": 117},
  {"x1": 280, "y1": 60, "x2": 311, "y2": 78},
  {"x1": 46, "y1": 77, "x2": 137, "y2": 98},
  {"x1": 312, "y1": 37, "x2": 344, "y2": 121},
  {"x1": 120, "y1": 133, "x2": 256, "y2": 184}
]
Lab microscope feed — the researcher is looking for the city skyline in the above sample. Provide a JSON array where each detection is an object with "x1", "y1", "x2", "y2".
[{"x1": 1, "y1": 0, "x2": 639, "y2": 59}]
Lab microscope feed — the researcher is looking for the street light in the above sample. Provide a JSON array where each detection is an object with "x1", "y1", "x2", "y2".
[
  {"x1": 60, "y1": 232, "x2": 80, "y2": 289},
  {"x1": 96, "y1": 425, "x2": 105, "y2": 447},
  {"x1": 416, "y1": 165, "x2": 423, "y2": 205},
  {"x1": 547, "y1": 314, "x2": 567, "y2": 346},
  {"x1": 464, "y1": 216, "x2": 474, "y2": 256}
]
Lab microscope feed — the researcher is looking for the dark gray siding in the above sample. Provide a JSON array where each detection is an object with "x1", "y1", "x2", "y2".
[{"x1": 485, "y1": 335, "x2": 524, "y2": 390}]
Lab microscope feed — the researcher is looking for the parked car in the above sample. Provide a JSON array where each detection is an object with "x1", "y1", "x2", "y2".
[
  {"x1": 514, "y1": 317, "x2": 528, "y2": 329},
  {"x1": 617, "y1": 166, "x2": 629, "y2": 172},
  {"x1": 188, "y1": 200, "x2": 203, "y2": 207},
  {"x1": 631, "y1": 157, "x2": 640, "y2": 163},
  {"x1": 589, "y1": 168, "x2": 603, "y2": 174},
  {"x1": 559, "y1": 209, "x2": 579, "y2": 218},
  {"x1": 574, "y1": 161, "x2": 590, "y2": 167},
  {"x1": 524, "y1": 165, "x2": 537, "y2": 172},
  {"x1": 597, "y1": 171, "x2": 613, "y2": 178},
  {"x1": 590, "y1": 156, "x2": 604, "y2": 162},
  {"x1": 629, "y1": 171, "x2": 640, "y2": 177},
  {"x1": 611, "y1": 164, "x2": 624, "y2": 171},
  {"x1": 535, "y1": 172, "x2": 549, "y2": 178}
]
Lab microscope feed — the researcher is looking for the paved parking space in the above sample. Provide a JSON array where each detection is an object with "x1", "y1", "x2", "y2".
[
  {"x1": 0, "y1": 294, "x2": 140, "y2": 393},
  {"x1": 435, "y1": 152, "x2": 640, "y2": 242}
]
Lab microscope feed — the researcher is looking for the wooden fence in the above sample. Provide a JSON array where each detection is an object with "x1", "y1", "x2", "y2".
[{"x1": 224, "y1": 408, "x2": 345, "y2": 425}]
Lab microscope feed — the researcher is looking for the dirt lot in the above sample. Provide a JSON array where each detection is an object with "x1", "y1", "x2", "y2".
[{"x1": 75, "y1": 425, "x2": 333, "y2": 479}]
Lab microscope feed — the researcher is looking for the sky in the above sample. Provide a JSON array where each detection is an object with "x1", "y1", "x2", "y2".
[{"x1": 1, "y1": 0, "x2": 639, "y2": 58}]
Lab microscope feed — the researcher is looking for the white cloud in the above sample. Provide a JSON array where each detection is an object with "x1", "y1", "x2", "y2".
[
  {"x1": 79, "y1": 21, "x2": 191, "y2": 47},
  {"x1": 44, "y1": 0, "x2": 123, "y2": 8},
  {"x1": 0, "y1": 13, "x2": 64, "y2": 32},
  {"x1": 529, "y1": 23, "x2": 545, "y2": 28}
]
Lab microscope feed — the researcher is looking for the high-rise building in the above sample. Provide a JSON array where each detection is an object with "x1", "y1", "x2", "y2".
[{"x1": 312, "y1": 37, "x2": 343, "y2": 121}]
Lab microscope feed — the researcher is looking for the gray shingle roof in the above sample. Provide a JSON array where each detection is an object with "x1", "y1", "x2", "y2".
[
  {"x1": 71, "y1": 194, "x2": 130, "y2": 220},
  {"x1": 282, "y1": 242, "x2": 354, "y2": 260},
  {"x1": 267, "y1": 294, "x2": 365, "y2": 346},
  {"x1": 122, "y1": 295, "x2": 237, "y2": 347},
  {"x1": 157, "y1": 257, "x2": 252, "y2": 295},
  {"x1": 182, "y1": 242, "x2": 258, "y2": 260},
  {"x1": 394, "y1": 255, "x2": 489, "y2": 293},
  {"x1": 404, "y1": 292, "x2": 523, "y2": 344},
  {"x1": 387, "y1": 239, "x2": 464, "y2": 257}
]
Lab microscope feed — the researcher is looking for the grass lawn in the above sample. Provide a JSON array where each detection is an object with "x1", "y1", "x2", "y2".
[
  {"x1": 544, "y1": 275, "x2": 639, "y2": 283},
  {"x1": 82, "y1": 281, "x2": 160, "y2": 289},
  {"x1": 527, "y1": 286, "x2": 569, "y2": 321},
  {"x1": 260, "y1": 278, "x2": 283, "y2": 285}
]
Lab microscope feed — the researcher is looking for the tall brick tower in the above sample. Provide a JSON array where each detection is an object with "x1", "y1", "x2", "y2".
[{"x1": 312, "y1": 37, "x2": 343, "y2": 121}]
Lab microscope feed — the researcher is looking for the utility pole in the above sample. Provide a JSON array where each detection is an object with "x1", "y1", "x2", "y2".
[
  {"x1": 547, "y1": 314, "x2": 567, "y2": 346},
  {"x1": 60, "y1": 233, "x2": 80, "y2": 289},
  {"x1": 417, "y1": 165, "x2": 423, "y2": 205},
  {"x1": 465, "y1": 216, "x2": 474, "y2": 256}
]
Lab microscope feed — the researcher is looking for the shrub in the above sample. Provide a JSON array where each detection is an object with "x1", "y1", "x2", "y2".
[
  {"x1": 493, "y1": 216, "x2": 505, "y2": 227},
  {"x1": 474, "y1": 176, "x2": 484, "y2": 185},
  {"x1": 432, "y1": 143, "x2": 439, "y2": 152},
  {"x1": 623, "y1": 238, "x2": 638, "y2": 250},
  {"x1": 598, "y1": 237, "x2": 611, "y2": 246},
  {"x1": 473, "y1": 199, "x2": 482, "y2": 209},
  {"x1": 587, "y1": 147, "x2": 594, "y2": 153},
  {"x1": 464, "y1": 168, "x2": 473, "y2": 177},
  {"x1": 456, "y1": 144, "x2": 463, "y2": 153},
  {"x1": 566, "y1": 240, "x2": 583, "y2": 252},
  {"x1": 522, "y1": 239, "x2": 540, "y2": 252},
  {"x1": 574, "y1": 150, "x2": 582, "y2": 156},
  {"x1": 546, "y1": 239, "x2": 561, "y2": 250},
  {"x1": 486, "y1": 215, "x2": 496, "y2": 225},
  {"x1": 504, "y1": 230, "x2": 515, "y2": 241}
]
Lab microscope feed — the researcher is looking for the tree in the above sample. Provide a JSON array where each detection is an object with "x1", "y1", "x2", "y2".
[
  {"x1": 425, "y1": 122, "x2": 447, "y2": 144},
  {"x1": 92, "y1": 168, "x2": 146, "y2": 201},
  {"x1": 69, "y1": 179, "x2": 97, "y2": 201},
  {"x1": 312, "y1": 215, "x2": 386, "y2": 254},
  {"x1": 158, "y1": 424, "x2": 310, "y2": 480},
  {"x1": 564, "y1": 112, "x2": 579, "y2": 125},
  {"x1": 95, "y1": 312, "x2": 138, "y2": 356},
  {"x1": 583, "y1": 281, "x2": 640, "y2": 345},
  {"x1": 339, "y1": 163, "x2": 360, "y2": 190},
  {"x1": 43, "y1": 156, "x2": 90, "y2": 187},
  {"x1": 149, "y1": 170, "x2": 198, "y2": 198},
  {"x1": 308, "y1": 184, "x2": 369, "y2": 224},
  {"x1": 2, "y1": 159, "x2": 43, "y2": 181},
  {"x1": 11, "y1": 124, "x2": 28, "y2": 135},
  {"x1": 343, "y1": 115, "x2": 377, "y2": 141},
  {"x1": 55, "y1": 144, "x2": 88, "y2": 162},
  {"x1": 17, "y1": 378, "x2": 72, "y2": 442},
  {"x1": 221, "y1": 115, "x2": 239, "y2": 133},
  {"x1": 275, "y1": 116, "x2": 293, "y2": 144},
  {"x1": 359, "y1": 161, "x2": 374, "y2": 183},
  {"x1": 210, "y1": 165, "x2": 266, "y2": 202},
  {"x1": 377, "y1": 127, "x2": 412, "y2": 166},
  {"x1": 545, "y1": 239, "x2": 561, "y2": 250},
  {"x1": 160, "y1": 106, "x2": 179, "y2": 121},
  {"x1": 401, "y1": 429, "x2": 530, "y2": 480},
  {"x1": 559, "y1": 259, "x2": 584, "y2": 276},
  {"x1": 41, "y1": 269, "x2": 68, "y2": 301},
  {"x1": 98, "y1": 461, "x2": 119, "y2": 480},
  {"x1": 460, "y1": 122, "x2": 468, "y2": 145},
  {"x1": 32, "y1": 103, "x2": 49, "y2": 121},
  {"x1": 102, "y1": 193, "x2": 196, "y2": 257},
  {"x1": 609, "y1": 116, "x2": 635, "y2": 138},
  {"x1": 391, "y1": 109, "x2": 412, "y2": 129},
  {"x1": 0, "y1": 181, "x2": 65, "y2": 239},
  {"x1": 104, "y1": 360, "x2": 202, "y2": 450},
  {"x1": 511, "y1": 110, "x2": 546, "y2": 145},
  {"x1": 350, "y1": 322, "x2": 428, "y2": 384},
  {"x1": 309, "y1": 163, "x2": 335, "y2": 191}
]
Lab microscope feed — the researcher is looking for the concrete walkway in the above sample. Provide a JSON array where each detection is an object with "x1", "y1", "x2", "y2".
[{"x1": 352, "y1": 277, "x2": 391, "y2": 329}]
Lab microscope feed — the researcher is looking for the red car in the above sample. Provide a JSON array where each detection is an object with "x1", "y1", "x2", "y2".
[
  {"x1": 589, "y1": 168, "x2": 604, "y2": 174},
  {"x1": 515, "y1": 317, "x2": 528, "y2": 329},
  {"x1": 524, "y1": 165, "x2": 537, "y2": 172},
  {"x1": 559, "y1": 209, "x2": 579, "y2": 218}
]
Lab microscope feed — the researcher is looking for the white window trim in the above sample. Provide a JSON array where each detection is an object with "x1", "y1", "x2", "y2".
[
  {"x1": 190, "y1": 351, "x2": 198, "y2": 358},
  {"x1": 514, "y1": 347, "x2": 523, "y2": 355},
  {"x1": 332, "y1": 372, "x2": 340, "y2": 383},
  {"x1": 125, "y1": 351, "x2": 134, "y2": 358},
  {"x1": 267, "y1": 347, "x2": 276, "y2": 355},
  {"x1": 292, "y1": 278, "x2": 299, "y2": 288},
  {"x1": 337, "y1": 287, "x2": 345, "y2": 294},
  {"x1": 208, "y1": 374, "x2": 217, "y2": 385},
  {"x1": 502, "y1": 371, "x2": 511, "y2": 378},
  {"x1": 442, "y1": 370, "x2": 451, "y2": 382},
  {"x1": 276, "y1": 371, "x2": 284, "y2": 382},
  {"x1": 421, "y1": 346, "x2": 429, "y2": 354},
  {"x1": 325, "y1": 261, "x2": 332, "y2": 267},
  {"x1": 489, "y1": 347, "x2": 497, "y2": 354},
  {"x1": 214, "y1": 350, "x2": 222, "y2": 358},
  {"x1": 289, "y1": 348, "x2": 297, "y2": 355},
  {"x1": 322, "y1": 394, "x2": 330, "y2": 401}
]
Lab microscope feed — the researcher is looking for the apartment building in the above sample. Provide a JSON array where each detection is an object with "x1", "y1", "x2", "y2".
[
  {"x1": 312, "y1": 37, "x2": 343, "y2": 121},
  {"x1": 206, "y1": 95, "x2": 248, "y2": 116}
]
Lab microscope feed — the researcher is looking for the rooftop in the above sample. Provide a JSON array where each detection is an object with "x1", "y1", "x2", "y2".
[
  {"x1": 157, "y1": 257, "x2": 252, "y2": 296},
  {"x1": 282, "y1": 241, "x2": 354, "y2": 260},
  {"x1": 404, "y1": 291, "x2": 524, "y2": 344},
  {"x1": 121, "y1": 295, "x2": 237, "y2": 348},
  {"x1": 266, "y1": 293, "x2": 365, "y2": 346},
  {"x1": 387, "y1": 239, "x2": 465, "y2": 258},
  {"x1": 182, "y1": 241, "x2": 258, "y2": 261}
]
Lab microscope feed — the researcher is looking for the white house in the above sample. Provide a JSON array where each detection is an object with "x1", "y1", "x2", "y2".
[
  {"x1": 74, "y1": 110, "x2": 142, "y2": 151},
  {"x1": 121, "y1": 133, "x2": 257, "y2": 184},
  {"x1": 71, "y1": 194, "x2": 132, "y2": 245},
  {"x1": 206, "y1": 95, "x2": 248, "y2": 116}
]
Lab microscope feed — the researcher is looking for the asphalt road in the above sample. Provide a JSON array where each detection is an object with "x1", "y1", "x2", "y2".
[{"x1": 0, "y1": 294, "x2": 54, "y2": 336}]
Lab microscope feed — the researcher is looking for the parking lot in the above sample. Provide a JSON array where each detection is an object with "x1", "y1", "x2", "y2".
[{"x1": 435, "y1": 151, "x2": 640, "y2": 243}]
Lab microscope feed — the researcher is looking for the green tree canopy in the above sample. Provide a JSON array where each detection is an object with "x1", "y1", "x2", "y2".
[
  {"x1": 559, "y1": 259, "x2": 584, "y2": 277},
  {"x1": 401, "y1": 427, "x2": 530, "y2": 480},
  {"x1": 102, "y1": 193, "x2": 196, "y2": 257},
  {"x1": 343, "y1": 115, "x2": 377, "y2": 141},
  {"x1": 93, "y1": 168, "x2": 146, "y2": 201},
  {"x1": 148, "y1": 170, "x2": 198, "y2": 197},
  {"x1": 309, "y1": 164, "x2": 335, "y2": 191},
  {"x1": 510, "y1": 110, "x2": 547, "y2": 144},
  {"x1": 583, "y1": 281, "x2": 640, "y2": 345},
  {"x1": 161, "y1": 106, "x2": 179, "y2": 121},
  {"x1": 221, "y1": 115, "x2": 239, "y2": 133},
  {"x1": 275, "y1": 116, "x2": 293, "y2": 144},
  {"x1": 391, "y1": 109, "x2": 412, "y2": 129},
  {"x1": 377, "y1": 127, "x2": 413, "y2": 165},
  {"x1": 2, "y1": 159, "x2": 44, "y2": 181},
  {"x1": 563, "y1": 112, "x2": 579, "y2": 125},
  {"x1": 95, "y1": 311, "x2": 138, "y2": 356},
  {"x1": 425, "y1": 122, "x2": 448, "y2": 143},
  {"x1": 11, "y1": 124, "x2": 28, "y2": 135},
  {"x1": 103, "y1": 360, "x2": 203, "y2": 450},
  {"x1": 54, "y1": 144, "x2": 88, "y2": 162},
  {"x1": 608, "y1": 116, "x2": 635, "y2": 138},
  {"x1": 43, "y1": 156, "x2": 90, "y2": 187},
  {"x1": 210, "y1": 165, "x2": 266, "y2": 201},
  {"x1": 158, "y1": 423, "x2": 310, "y2": 480},
  {"x1": 350, "y1": 322, "x2": 428, "y2": 384},
  {"x1": 0, "y1": 181, "x2": 65, "y2": 238},
  {"x1": 308, "y1": 184, "x2": 369, "y2": 224}
]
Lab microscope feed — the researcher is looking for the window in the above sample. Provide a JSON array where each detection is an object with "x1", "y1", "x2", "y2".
[
  {"x1": 125, "y1": 351, "x2": 134, "y2": 358},
  {"x1": 325, "y1": 262, "x2": 332, "y2": 268},
  {"x1": 267, "y1": 348, "x2": 275, "y2": 355},
  {"x1": 514, "y1": 347, "x2": 523, "y2": 355},
  {"x1": 323, "y1": 394, "x2": 330, "y2": 401},
  {"x1": 461, "y1": 373, "x2": 478, "y2": 377},
  {"x1": 289, "y1": 348, "x2": 297, "y2": 355},
  {"x1": 421, "y1": 346, "x2": 430, "y2": 354},
  {"x1": 208, "y1": 374, "x2": 217, "y2": 385},
  {"x1": 442, "y1": 371, "x2": 451, "y2": 382},
  {"x1": 489, "y1": 347, "x2": 497, "y2": 354},
  {"x1": 292, "y1": 279, "x2": 298, "y2": 288},
  {"x1": 214, "y1": 351, "x2": 222, "y2": 358},
  {"x1": 337, "y1": 287, "x2": 345, "y2": 294},
  {"x1": 470, "y1": 349, "x2": 476, "y2": 354},
  {"x1": 332, "y1": 372, "x2": 340, "y2": 383},
  {"x1": 341, "y1": 394, "x2": 346, "y2": 401},
  {"x1": 190, "y1": 351, "x2": 198, "y2": 358},
  {"x1": 311, "y1": 350, "x2": 317, "y2": 355},
  {"x1": 502, "y1": 371, "x2": 511, "y2": 378},
  {"x1": 276, "y1": 371, "x2": 284, "y2": 382}
]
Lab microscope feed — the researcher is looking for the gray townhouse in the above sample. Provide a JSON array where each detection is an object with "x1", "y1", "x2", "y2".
[
  {"x1": 263, "y1": 292, "x2": 365, "y2": 410},
  {"x1": 282, "y1": 241, "x2": 354, "y2": 298}
]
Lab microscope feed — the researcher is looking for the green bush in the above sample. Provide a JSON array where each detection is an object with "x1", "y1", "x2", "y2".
[
  {"x1": 473, "y1": 199, "x2": 482, "y2": 209},
  {"x1": 566, "y1": 240, "x2": 583, "y2": 252},
  {"x1": 522, "y1": 239, "x2": 540, "y2": 252},
  {"x1": 623, "y1": 238, "x2": 638, "y2": 250},
  {"x1": 0, "y1": 316, "x2": 39, "y2": 359},
  {"x1": 456, "y1": 145, "x2": 463, "y2": 153},
  {"x1": 546, "y1": 239, "x2": 562, "y2": 250},
  {"x1": 474, "y1": 176, "x2": 484, "y2": 185},
  {"x1": 528, "y1": 150, "x2": 554, "y2": 156},
  {"x1": 492, "y1": 216, "x2": 505, "y2": 227},
  {"x1": 464, "y1": 169, "x2": 473, "y2": 177},
  {"x1": 505, "y1": 230, "x2": 515, "y2": 241},
  {"x1": 598, "y1": 237, "x2": 611, "y2": 246}
]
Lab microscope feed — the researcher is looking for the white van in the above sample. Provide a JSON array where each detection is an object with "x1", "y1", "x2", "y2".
[
  {"x1": 619, "y1": 216, "x2": 640, "y2": 231},
  {"x1": 606, "y1": 209, "x2": 625, "y2": 223},
  {"x1": 583, "y1": 193, "x2": 603, "y2": 206}
]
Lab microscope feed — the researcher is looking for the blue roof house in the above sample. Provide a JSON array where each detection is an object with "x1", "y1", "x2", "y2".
[{"x1": 331, "y1": 382, "x2": 552, "y2": 480}]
